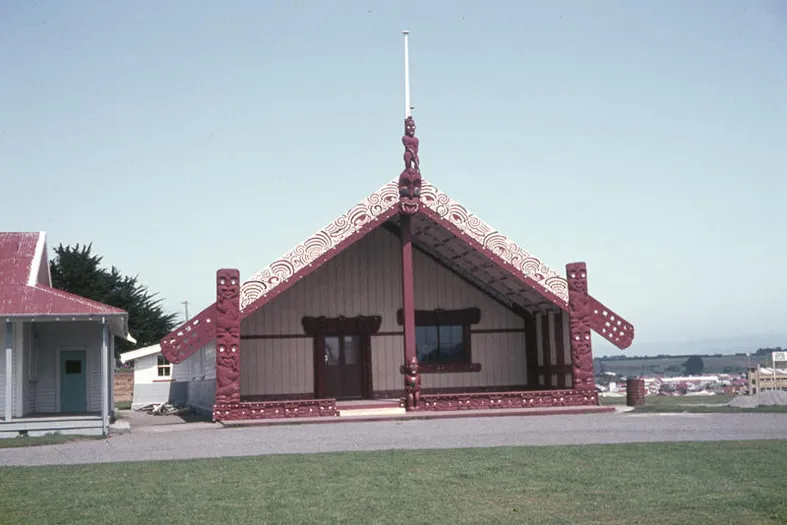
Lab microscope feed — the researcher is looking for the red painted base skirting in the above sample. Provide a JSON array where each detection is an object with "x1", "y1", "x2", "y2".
[
  {"x1": 416, "y1": 389, "x2": 598, "y2": 411},
  {"x1": 213, "y1": 398, "x2": 338, "y2": 421}
]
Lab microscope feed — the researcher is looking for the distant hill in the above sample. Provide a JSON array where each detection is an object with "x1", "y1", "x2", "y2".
[
  {"x1": 595, "y1": 333, "x2": 787, "y2": 358},
  {"x1": 594, "y1": 354, "x2": 770, "y2": 377}
]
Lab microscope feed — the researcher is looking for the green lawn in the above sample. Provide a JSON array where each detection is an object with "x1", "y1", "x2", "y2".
[
  {"x1": 2, "y1": 441, "x2": 786, "y2": 524},
  {"x1": 601, "y1": 394, "x2": 787, "y2": 413},
  {"x1": 0, "y1": 434, "x2": 99, "y2": 449},
  {"x1": 115, "y1": 400, "x2": 132, "y2": 410}
]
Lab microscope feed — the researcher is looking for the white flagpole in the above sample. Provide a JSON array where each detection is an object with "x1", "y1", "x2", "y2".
[{"x1": 403, "y1": 30, "x2": 411, "y2": 118}]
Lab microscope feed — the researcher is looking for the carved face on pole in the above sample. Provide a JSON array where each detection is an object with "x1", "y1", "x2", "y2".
[
  {"x1": 216, "y1": 269, "x2": 240, "y2": 304},
  {"x1": 405, "y1": 116, "x2": 416, "y2": 137},
  {"x1": 399, "y1": 169, "x2": 421, "y2": 215},
  {"x1": 566, "y1": 262, "x2": 588, "y2": 296}
]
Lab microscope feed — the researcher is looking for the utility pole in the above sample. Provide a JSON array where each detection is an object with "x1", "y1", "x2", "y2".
[{"x1": 181, "y1": 300, "x2": 190, "y2": 322}]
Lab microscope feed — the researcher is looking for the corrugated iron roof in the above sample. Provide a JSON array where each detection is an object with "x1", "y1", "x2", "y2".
[
  {"x1": 0, "y1": 284, "x2": 126, "y2": 317},
  {"x1": 0, "y1": 231, "x2": 127, "y2": 318},
  {"x1": 0, "y1": 232, "x2": 40, "y2": 285}
]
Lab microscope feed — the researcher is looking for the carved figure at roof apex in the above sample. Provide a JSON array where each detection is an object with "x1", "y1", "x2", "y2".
[
  {"x1": 402, "y1": 116, "x2": 419, "y2": 171},
  {"x1": 399, "y1": 116, "x2": 422, "y2": 215}
]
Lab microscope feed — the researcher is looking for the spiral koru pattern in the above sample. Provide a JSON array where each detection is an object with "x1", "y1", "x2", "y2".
[
  {"x1": 239, "y1": 181, "x2": 400, "y2": 310},
  {"x1": 419, "y1": 181, "x2": 569, "y2": 303}
]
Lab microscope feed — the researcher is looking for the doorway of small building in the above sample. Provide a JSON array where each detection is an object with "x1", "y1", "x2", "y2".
[
  {"x1": 60, "y1": 349, "x2": 87, "y2": 412},
  {"x1": 315, "y1": 334, "x2": 372, "y2": 400}
]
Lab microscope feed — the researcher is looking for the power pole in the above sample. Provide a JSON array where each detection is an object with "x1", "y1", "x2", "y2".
[{"x1": 181, "y1": 300, "x2": 190, "y2": 322}]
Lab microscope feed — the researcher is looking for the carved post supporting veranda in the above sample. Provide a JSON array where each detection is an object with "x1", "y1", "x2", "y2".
[
  {"x1": 214, "y1": 268, "x2": 242, "y2": 418},
  {"x1": 566, "y1": 262, "x2": 595, "y2": 391}
]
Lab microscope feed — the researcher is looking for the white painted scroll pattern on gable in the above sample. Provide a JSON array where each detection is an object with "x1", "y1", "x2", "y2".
[
  {"x1": 239, "y1": 181, "x2": 400, "y2": 310},
  {"x1": 419, "y1": 181, "x2": 569, "y2": 304}
]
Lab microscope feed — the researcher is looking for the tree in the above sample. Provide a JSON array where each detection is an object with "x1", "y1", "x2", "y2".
[
  {"x1": 665, "y1": 364, "x2": 682, "y2": 375},
  {"x1": 50, "y1": 243, "x2": 179, "y2": 354},
  {"x1": 683, "y1": 355, "x2": 705, "y2": 375},
  {"x1": 755, "y1": 347, "x2": 783, "y2": 356}
]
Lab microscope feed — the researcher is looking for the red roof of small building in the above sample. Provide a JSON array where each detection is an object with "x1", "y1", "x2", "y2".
[
  {"x1": 0, "y1": 232, "x2": 40, "y2": 285},
  {"x1": 0, "y1": 232, "x2": 126, "y2": 318},
  {"x1": 0, "y1": 284, "x2": 126, "y2": 317}
]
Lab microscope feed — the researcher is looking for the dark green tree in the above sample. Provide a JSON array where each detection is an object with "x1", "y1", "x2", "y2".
[
  {"x1": 50, "y1": 243, "x2": 179, "y2": 354},
  {"x1": 683, "y1": 355, "x2": 705, "y2": 375}
]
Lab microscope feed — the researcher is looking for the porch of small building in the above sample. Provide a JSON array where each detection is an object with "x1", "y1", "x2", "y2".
[
  {"x1": 0, "y1": 412, "x2": 104, "y2": 438},
  {"x1": 2, "y1": 319, "x2": 119, "y2": 438}
]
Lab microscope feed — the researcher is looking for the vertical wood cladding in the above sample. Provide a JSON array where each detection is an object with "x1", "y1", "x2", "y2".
[{"x1": 240, "y1": 227, "x2": 531, "y2": 397}]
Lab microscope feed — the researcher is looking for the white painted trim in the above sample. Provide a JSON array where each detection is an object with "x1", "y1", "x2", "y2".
[
  {"x1": 15, "y1": 322, "x2": 23, "y2": 417},
  {"x1": 4, "y1": 323, "x2": 12, "y2": 421},
  {"x1": 119, "y1": 343, "x2": 161, "y2": 364},
  {"x1": 27, "y1": 232, "x2": 47, "y2": 286},
  {"x1": 101, "y1": 321, "x2": 109, "y2": 434},
  {"x1": 55, "y1": 347, "x2": 90, "y2": 413}
]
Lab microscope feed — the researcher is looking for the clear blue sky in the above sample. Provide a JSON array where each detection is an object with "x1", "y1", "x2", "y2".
[{"x1": 2, "y1": 1, "x2": 786, "y2": 354}]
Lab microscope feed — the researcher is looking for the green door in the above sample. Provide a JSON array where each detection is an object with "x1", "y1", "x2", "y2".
[{"x1": 60, "y1": 350, "x2": 87, "y2": 413}]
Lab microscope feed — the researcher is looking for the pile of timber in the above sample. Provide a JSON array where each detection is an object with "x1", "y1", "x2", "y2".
[{"x1": 134, "y1": 402, "x2": 191, "y2": 416}]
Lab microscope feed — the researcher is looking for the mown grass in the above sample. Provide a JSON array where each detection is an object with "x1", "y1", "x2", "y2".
[
  {"x1": 114, "y1": 400, "x2": 132, "y2": 410},
  {"x1": 1, "y1": 441, "x2": 786, "y2": 524},
  {"x1": 600, "y1": 394, "x2": 787, "y2": 413},
  {"x1": 0, "y1": 433, "x2": 99, "y2": 449}
]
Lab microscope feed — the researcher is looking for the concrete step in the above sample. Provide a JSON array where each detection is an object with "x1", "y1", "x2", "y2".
[{"x1": 338, "y1": 407, "x2": 406, "y2": 417}]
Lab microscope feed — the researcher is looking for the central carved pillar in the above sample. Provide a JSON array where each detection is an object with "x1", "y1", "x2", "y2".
[
  {"x1": 399, "y1": 115, "x2": 422, "y2": 410},
  {"x1": 566, "y1": 262, "x2": 595, "y2": 391},
  {"x1": 214, "y1": 268, "x2": 241, "y2": 415},
  {"x1": 401, "y1": 214, "x2": 420, "y2": 410}
]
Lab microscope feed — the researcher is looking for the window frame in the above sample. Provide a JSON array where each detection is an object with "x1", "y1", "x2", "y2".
[
  {"x1": 157, "y1": 354, "x2": 172, "y2": 378},
  {"x1": 414, "y1": 324, "x2": 470, "y2": 365},
  {"x1": 396, "y1": 308, "x2": 482, "y2": 373}
]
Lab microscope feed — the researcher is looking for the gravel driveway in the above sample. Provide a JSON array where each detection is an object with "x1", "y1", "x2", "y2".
[{"x1": 2, "y1": 412, "x2": 786, "y2": 467}]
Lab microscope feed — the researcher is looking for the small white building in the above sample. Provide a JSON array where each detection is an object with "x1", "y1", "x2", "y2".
[
  {"x1": 119, "y1": 342, "x2": 215, "y2": 414},
  {"x1": 1, "y1": 232, "x2": 132, "y2": 438}
]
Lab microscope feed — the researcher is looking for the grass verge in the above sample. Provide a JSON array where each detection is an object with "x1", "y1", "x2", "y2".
[
  {"x1": 600, "y1": 394, "x2": 787, "y2": 413},
  {"x1": 1, "y1": 441, "x2": 786, "y2": 524},
  {"x1": 115, "y1": 400, "x2": 132, "y2": 410},
  {"x1": 0, "y1": 433, "x2": 100, "y2": 449}
]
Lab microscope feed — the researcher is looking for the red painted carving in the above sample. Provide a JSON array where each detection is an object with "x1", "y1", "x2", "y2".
[
  {"x1": 588, "y1": 297, "x2": 634, "y2": 349},
  {"x1": 215, "y1": 268, "x2": 241, "y2": 404},
  {"x1": 398, "y1": 116, "x2": 422, "y2": 215},
  {"x1": 567, "y1": 262, "x2": 595, "y2": 391},
  {"x1": 395, "y1": 307, "x2": 481, "y2": 326},
  {"x1": 301, "y1": 315, "x2": 382, "y2": 335},
  {"x1": 160, "y1": 305, "x2": 216, "y2": 364},
  {"x1": 419, "y1": 389, "x2": 598, "y2": 411},
  {"x1": 240, "y1": 185, "x2": 400, "y2": 310},
  {"x1": 213, "y1": 399, "x2": 338, "y2": 421},
  {"x1": 404, "y1": 356, "x2": 421, "y2": 410}
]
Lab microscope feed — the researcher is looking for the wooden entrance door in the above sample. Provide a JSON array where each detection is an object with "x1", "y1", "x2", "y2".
[
  {"x1": 303, "y1": 315, "x2": 381, "y2": 401},
  {"x1": 60, "y1": 350, "x2": 87, "y2": 413},
  {"x1": 320, "y1": 334, "x2": 366, "y2": 400}
]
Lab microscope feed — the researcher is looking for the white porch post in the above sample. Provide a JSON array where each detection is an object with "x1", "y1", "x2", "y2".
[
  {"x1": 4, "y1": 322, "x2": 12, "y2": 421},
  {"x1": 101, "y1": 319, "x2": 109, "y2": 435}
]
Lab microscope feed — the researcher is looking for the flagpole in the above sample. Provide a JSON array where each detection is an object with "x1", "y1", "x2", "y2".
[{"x1": 403, "y1": 30, "x2": 411, "y2": 118}]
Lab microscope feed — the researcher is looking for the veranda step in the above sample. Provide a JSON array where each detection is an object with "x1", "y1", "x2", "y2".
[{"x1": 337, "y1": 407, "x2": 406, "y2": 417}]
